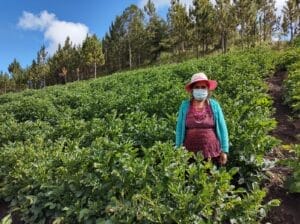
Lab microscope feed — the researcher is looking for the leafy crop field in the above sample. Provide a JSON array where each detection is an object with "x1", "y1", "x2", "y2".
[
  {"x1": 0, "y1": 48, "x2": 281, "y2": 223},
  {"x1": 277, "y1": 48, "x2": 300, "y2": 116}
]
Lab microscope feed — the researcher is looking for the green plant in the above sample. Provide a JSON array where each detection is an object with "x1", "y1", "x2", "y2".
[{"x1": 282, "y1": 145, "x2": 300, "y2": 193}]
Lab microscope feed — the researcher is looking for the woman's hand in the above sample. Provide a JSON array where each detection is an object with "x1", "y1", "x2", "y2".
[{"x1": 219, "y1": 152, "x2": 228, "y2": 165}]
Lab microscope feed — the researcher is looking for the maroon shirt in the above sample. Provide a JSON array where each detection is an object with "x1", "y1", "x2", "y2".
[{"x1": 183, "y1": 103, "x2": 221, "y2": 158}]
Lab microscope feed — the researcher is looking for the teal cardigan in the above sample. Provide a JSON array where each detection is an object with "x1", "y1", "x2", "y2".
[{"x1": 175, "y1": 98, "x2": 229, "y2": 153}]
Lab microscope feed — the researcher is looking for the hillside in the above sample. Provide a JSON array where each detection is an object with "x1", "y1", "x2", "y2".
[{"x1": 0, "y1": 47, "x2": 299, "y2": 223}]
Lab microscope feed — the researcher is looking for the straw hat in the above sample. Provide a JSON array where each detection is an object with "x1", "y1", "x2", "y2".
[{"x1": 185, "y1": 72, "x2": 217, "y2": 92}]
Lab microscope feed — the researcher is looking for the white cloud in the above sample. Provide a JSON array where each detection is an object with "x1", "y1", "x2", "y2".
[
  {"x1": 18, "y1": 10, "x2": 89, "y2": 54},
  {"x1": 18, "y1": 11, "x2": 56, "y2": 31},
  {"x1": 44, "y1": 20, "x2": 89, "y2": 54}
]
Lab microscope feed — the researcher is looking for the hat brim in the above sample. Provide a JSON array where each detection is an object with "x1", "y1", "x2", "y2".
[{"x1": 185, "y1": 79, "x2": 217, "y2": 92}]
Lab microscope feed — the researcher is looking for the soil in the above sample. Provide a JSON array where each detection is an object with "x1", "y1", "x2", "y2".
[
  {"x1": 0, "y1": 200, "x2": 9, "y2": 220},
  {"x1": 267, "y1": 70, "x2": 300, "y2": 144},
  {"x1": 262, "y1": 70, "x2": 300, "y2": 224},
  {"x1": 0, "y1": 200, "x2": 23, "y2": 224}
]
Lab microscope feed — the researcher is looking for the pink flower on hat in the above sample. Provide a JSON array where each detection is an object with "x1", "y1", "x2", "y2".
[{"x1": 185, "y1": 72, "x2": 218, "y2": 92}]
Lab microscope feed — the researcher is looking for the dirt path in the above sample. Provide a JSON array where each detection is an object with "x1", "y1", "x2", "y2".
[
  {"x1": 267, "y1": 70, "x2": 300, "y2": 144},
  {"x1": 263, "y1": 70, "x2": 300, "y2": 224}
]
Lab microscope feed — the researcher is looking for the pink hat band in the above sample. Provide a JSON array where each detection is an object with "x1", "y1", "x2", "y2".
[{"x1": 185, "y1": 72, "x2": 217, "y2": 92}]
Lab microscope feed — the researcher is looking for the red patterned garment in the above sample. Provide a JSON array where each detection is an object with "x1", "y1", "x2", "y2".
[{"x1": 183, "y1": 102, "x2": 221, "y2": 158}]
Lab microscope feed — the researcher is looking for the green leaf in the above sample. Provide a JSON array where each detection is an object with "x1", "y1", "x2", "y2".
[
  {"x1": 79, "y1": 208, "x2": 90, "y2": 221},
  {"x1": 0, "y1": 214, "x2": 12, "y2": 224},
  {"x1": 267, "y1": 199, "x2": 281, "y2": 207}
]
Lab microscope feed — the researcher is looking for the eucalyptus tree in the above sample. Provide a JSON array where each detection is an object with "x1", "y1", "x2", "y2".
[
  {"x1": 122, "y1": 5, "x2": 146, "y2": 69},
  {"x1": 234, "y1": 0, "x2": 260, "y2": 47},
  {"x1": 257, "y1": 0, "x2": 277, "y2": 42},
  {"x1": 36, "y1": 45, "x2": 49, "y2": 87},
  {"x1": 27, "y1": 60, "x2": 38, "y2": 88},
  {"x1": 167, "y1": 0, "x2": 191, "y2": 56},
  {"x1": 282, "y1": 0, "x2": 299, "y2": 41},
  {"x1": 214, "y1": 0, "x2": 236, "y2": 53},
  {"x1": 48, "y1": 37, "x2": 80, "y2": 84},
  {"x1": 103, "y1": 16, "x2": 126, "y2": 72},
  {"x1": 81, "y1": 34, "x2": 105, "y2": 79},
  {"x1": 8, "y1": 58, "x2": 24, "y2": 90},
  {"x1": 0, "y1": 71, "x2": 10, "y2": 94},
  {"x1": 190, "y1": 0, "x2": 216, "y2": 57},
  {"x1": 144, "y1": 0, "x2": 168, "y2": 63},
  {"x1": 103, "y1": 5, "x2": 145, "y2": 72}
]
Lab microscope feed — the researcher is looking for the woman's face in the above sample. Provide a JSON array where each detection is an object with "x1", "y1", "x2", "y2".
[{"x1": 192, "y1": 81, "x2": 208, "y2": 90}]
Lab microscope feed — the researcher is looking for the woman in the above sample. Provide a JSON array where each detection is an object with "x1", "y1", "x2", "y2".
[{"x1": 175, "y1": 72, "x2": 229, "y2": 165}]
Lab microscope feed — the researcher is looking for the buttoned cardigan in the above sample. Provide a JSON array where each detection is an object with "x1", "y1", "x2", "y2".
[{"x1": 175, "y1": 98, "x2": 229, "y2": 153}]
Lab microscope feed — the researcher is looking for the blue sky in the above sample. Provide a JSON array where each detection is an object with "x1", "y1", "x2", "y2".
[
  {"x1": 0, "y1": 0, "x2": 171, "y2": 73},
  {"x1": 0, "y1": 0, "x2": 286, "y2": 73}
]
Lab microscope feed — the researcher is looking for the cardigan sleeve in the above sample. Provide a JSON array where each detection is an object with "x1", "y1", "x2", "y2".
[
  {"x1": 175, "y1": 102, "x2": 184, "y2": 148},
  {"x1": 215, "y1": 102, "x2": 229, "y2": 153}
]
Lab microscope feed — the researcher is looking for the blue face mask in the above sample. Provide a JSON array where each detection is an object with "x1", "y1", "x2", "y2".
[{"x1": 193, "y1": 88, "x2": 208, "y2": 101}]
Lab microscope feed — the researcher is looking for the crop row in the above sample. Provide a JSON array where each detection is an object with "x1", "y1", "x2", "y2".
[{"x1": 275, "y1": 47, "x2": 300, "y2": 194}]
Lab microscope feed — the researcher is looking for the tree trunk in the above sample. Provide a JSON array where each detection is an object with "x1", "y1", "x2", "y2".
[
  {"x1": 138, "y1": 51, "x2": 141, "y2": 67},
  {"x1": 76, "y1": 68, "x2": 80, "y2": 81},
  {"x1": 94, "y1": 62, "x2": 97, "y2": 79},
  {"x1": 224, "y1": 32, "x2": 227, "y2": 53},
  {"x1": 263, "y1": 19, "x2": 267, "y2": 42},
  {"x1": 197, "y1": 30, "x2": 200, "y2": 58},
  {"x1": 241, "y1": 23, "x2": 244, "y2": 49},
  {"x1": 118, "y1": 50, "x2": 122, "y2": 71},
  {"x1": 221, "y1": 31, "x2": 226, "y2": 54},
  {"x1": 129, "y1": 41, "x2": 132, "y2": 69},
  {"x1": 252, "y1": 23, "x2": 257, "y2": 47},
  {"x1": 290, "y1": 23, "x2": 294, "y2": 41},
  {"x1": 205, "y1": 33, "x2": 209, "y2": 54},
  {"x1": 202, "y1": 39, "x2": 205, "y2": 56}
]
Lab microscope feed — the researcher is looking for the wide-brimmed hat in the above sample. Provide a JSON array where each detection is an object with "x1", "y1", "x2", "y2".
[{"x1": 185, "y1": 72, "x2": 217, "y2": 92}]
